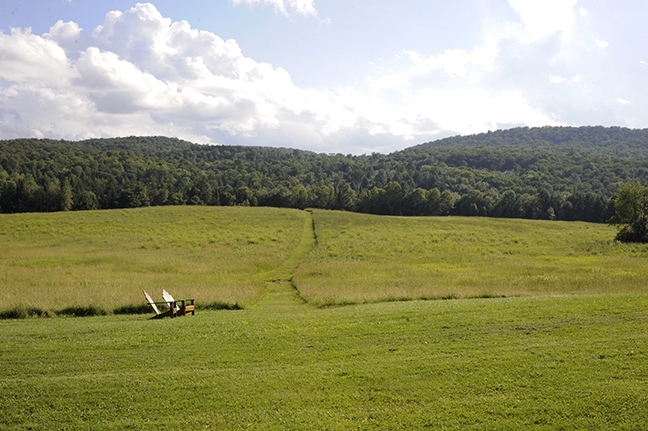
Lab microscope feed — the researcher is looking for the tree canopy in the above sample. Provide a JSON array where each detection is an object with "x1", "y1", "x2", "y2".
[
  {"x1": 610, "y1": 182, "x2": 648, "y2": 242},
  {"x1": 1, "y1": 126, "x2": 647, "y2": 222}
]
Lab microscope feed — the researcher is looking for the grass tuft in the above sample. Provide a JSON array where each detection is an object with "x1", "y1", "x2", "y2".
[
  {"x1": 471, "y1": 292, "x2": 508, "y2": 299},
  {"x1": 57, "y1": 305, "x2": 108, "y2": 317},
  {"x1": 199, "y1": 301, "x2": 243, "y2": 311},
  {"x1": 0, "y1": 306, "x2": 52, "y2": 319},
  {"x1": 113, "y1": 304, "x2": 152, "y2": 315}
]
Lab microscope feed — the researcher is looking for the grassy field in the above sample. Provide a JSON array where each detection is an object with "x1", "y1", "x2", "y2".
[
  {"x1": 2, "y1": 207, "x2": 648, "y2": 428},
  {"x1": 0, "y1": 206, "x2": 305, "y2": 314},
  {"x1": 295, "y1": 210, "x2": 648, "y2": 306},
  {"x1": 3, "y1": 207, "x2": 648, "y2": 314},
  {"x1": 1, "y1": 294, "x2": 647, "y2": 430}
]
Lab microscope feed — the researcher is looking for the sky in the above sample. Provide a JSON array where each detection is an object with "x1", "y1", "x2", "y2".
[{"x1": 0, "y1": 1, "x2": 647, "y2": 154}]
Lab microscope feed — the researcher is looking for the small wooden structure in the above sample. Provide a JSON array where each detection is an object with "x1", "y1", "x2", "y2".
[{"x1": 144, "y1": 290, "x2": 195, "y2": 319}]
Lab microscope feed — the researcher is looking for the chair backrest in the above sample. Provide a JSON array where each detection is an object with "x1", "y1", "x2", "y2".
[
  {"x1": 162, "y1": 290, "x2": 179, "y2": 310},
  {"x1": 143, "y1": 290, "x2": 161, "y2": 315}
]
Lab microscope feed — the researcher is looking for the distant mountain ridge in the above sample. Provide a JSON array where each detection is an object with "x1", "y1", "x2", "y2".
[
  {"x1": 411, "y1": 126, "x2": 648, "y2": 154},
  {"x1": 1, "y1": 126, "x2": 647, "y2": 222}
]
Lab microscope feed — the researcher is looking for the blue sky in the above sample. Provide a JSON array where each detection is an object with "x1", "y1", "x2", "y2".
[{"x1": 0, "y1": 1, "x2": 646, "y2": 154}]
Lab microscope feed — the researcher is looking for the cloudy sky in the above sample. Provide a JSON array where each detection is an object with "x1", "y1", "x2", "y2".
[{"x1": 0, "y1": 1, "x2": 646, "y2": 154}]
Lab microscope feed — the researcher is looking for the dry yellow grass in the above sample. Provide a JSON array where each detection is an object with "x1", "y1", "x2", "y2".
[
  {"x1": 0, "y1": 206, "x2": 305, "y2": 311},
  {"x1": 3, "y1": 206, "x2": 648, "y2": 314},
  {"x1": 294, "y1": 210, "x2": 648, "y2": 306}
]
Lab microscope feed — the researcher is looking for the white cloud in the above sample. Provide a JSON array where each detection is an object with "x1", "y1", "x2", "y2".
[
  {"x1": 0, "y1": 28, "x2": 75, "y2": 84},
  {"x1": 579, "y1": 8, "x2": 589, "y2": 17},
  {"x1": 353, "y1": 39, "x2": 559, "y2": 140},
  {"x1": 550, "y1": 75, "x2": 583, "y2": 85},
  {"x1": 594, "y1": 39, "x2": 609, "y2": 49},
  {"x1": 0, "y1": 3, "x2": 465, "y2": 152},
  {"x1": 0, "y1": 2, "x2": 645, "y2": 154},
  {"x1": 508, "y1": 0, "x2": 577, "y2": 40},
  {"x1": 230, "y1": 0, "x2": 317, "y2": 17},
  {"x1": 0, "y1": 4, "x2": 312, "y2": 145}
]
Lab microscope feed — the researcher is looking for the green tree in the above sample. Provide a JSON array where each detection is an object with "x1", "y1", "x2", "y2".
[
  {"x1": 235, "y1": 186, "x2": 253, "y2": 206},
  {"x1": 335, "y1": 183, "x2": 356, "y2": 211},
  {"x1": 75, "y1": 191, "x2": 99, "y2": 211},
  {"x1": 406, "y1": 188, "x2": 427, "y2": 215},
  {"x1": 438, "y1": 190, "x2": 455, "y2": 215},
  {"x1": 609, "y1": 182, "x2": 648, "y2": 242},
  {"x1": 60, "y1": 179, "x2": 73, "y2": 211}
]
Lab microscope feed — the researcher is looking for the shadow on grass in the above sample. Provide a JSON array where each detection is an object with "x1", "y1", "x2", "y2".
[
  {"x1": 0, "y1": 307, "x2": 53, "y2": 319},
  {"x1": 1, "y1": 306, "x2": 109, "y2": 319},
  {"x1": 114, "y1": 301, "x2": 243, "y2": 314},
  {"x1": 199, "y1": 301, "x2": 243, "y2": 311},
  {"x1": 0, "y1": 301, "x2": 243, "y2": 319},
  {"x1": 57, "y1": 306, "x2": 108, "y2": 317},
  {"x1": 313, "y1": 292, "x2": 509, "y2": 308},
  {"x1": 0, "y1": 294, "x2": 505, "y2": 318},
  {"x1": 114, "y1": 304, "x2": 152, "y2": 315}
]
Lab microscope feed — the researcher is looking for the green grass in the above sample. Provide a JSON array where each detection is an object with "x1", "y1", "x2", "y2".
[
  {"x1": 0, "y1": 206, "x2": 305, "y2": 313},
  {"x1": 2, "y1": 207, "x2": 648, "y2": 428},
  {"x1": 4, "y1": 207, "x2": 648, "y2": 314},
  {"x1": 1, "y1": 295, "x2": 647, "y2": 430},
  {"x1": 295, "y1": 211, "x2": 648, "y2": 306}
]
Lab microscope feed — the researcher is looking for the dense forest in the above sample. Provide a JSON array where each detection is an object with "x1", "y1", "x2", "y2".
[{"x1": 1, "y1": 126, "x2": 648, "y2": 222}]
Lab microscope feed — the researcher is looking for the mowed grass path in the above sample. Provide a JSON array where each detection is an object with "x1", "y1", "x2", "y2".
[
  {"x1": 0, "y1": 206, "x2": 305, "y2": 312},
  {"x1": 295, "y1": 210, "x2": 648, "y2": 306},
  {"x1": 1, "y1": 295, "x2": 647, "y2": 429}
]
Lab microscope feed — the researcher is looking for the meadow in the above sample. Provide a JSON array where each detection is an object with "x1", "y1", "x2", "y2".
[
  {"x1": 0, "y1": 206, "x2": 305, "y2": 314},
  {"x1": 1, "y1": 207, "x2": 648, "y2": 429},
  {"x1": 3, "y1": 207, "x2": 648, "y2": 315},
  {"x1": 295, "y1": 210, "x2": 648, "y2": 306}
]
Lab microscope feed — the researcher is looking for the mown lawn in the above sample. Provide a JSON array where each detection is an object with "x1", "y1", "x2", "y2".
[
  {"x1": 1, "y1": 294, "x2": 647, "y2": 430},
  {"x1": 295, "y1": 210, "x2": 648, "y2": 306}
]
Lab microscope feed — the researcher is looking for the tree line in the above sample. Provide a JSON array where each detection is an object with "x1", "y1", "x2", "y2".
[{"x1": 1, "y1": 126, "x2": 648, "y2": 224}]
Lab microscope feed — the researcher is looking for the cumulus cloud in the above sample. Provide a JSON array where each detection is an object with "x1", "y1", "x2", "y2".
[
  {"x1": 354, "y1": 37, "x2": 560, "y2": 140},
  {"x1": 0, "y1": 2, "x2": 645, "y2": 153},
  {"x1": 508, "y1": 0, "x2": 577, "y2": 40},
  {"x1": 1, "y1": 3, "x2": 467, "y2": 152},
  {"x1": 0, "y1": 4, "x2": 321, "y2": 145},
  {"x1": 230, "y1": 0, "x2": 317, "y2": 17},
  {"x1": 0, "y1": 28, "x2": 75, "y2": 84},
  {"x1": 594, "y1": 39, "x2": 609, "y2": 49}
]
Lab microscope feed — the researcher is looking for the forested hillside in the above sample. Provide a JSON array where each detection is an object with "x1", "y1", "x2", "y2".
[{"x1": 1, "y1": 126, "x2": 648, "y2": 222}]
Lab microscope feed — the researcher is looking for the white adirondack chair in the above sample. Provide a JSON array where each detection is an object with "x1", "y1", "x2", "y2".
[{"x1": 143, "y1": 290, "x2": 195, "y2": 319}]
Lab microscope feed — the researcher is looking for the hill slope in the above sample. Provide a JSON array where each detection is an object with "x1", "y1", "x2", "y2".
[
  {"x1": 2, "y1": 207, "x2": 647, "y2": 315},
  {"x1": 1, "y1": 126, "x2": 648, "y2": 221}
]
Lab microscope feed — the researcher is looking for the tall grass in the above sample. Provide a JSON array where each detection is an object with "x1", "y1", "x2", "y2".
[
  {"x1": 0, "y1": 206, "x2": 304, "y2": 314},
  {"x1": 295, "y1": 210, "x2": 648, "y2": 306},
  {"x1": 4, "y1": 207, "x2": 648, "y2": 315}
]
